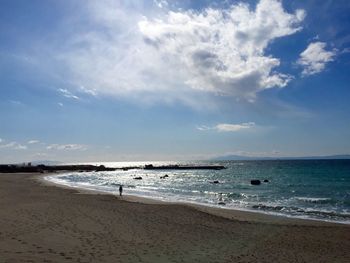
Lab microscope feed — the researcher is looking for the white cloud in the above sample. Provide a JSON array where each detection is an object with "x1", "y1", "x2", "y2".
[
  {"x1": 216, "y1": 122, "x2": 255, "y2": 132},
  {"x1": 197, "y1": 122, "x2": 255, "y2": 132},
  {"x1": 196, "y1": 125, "x2": 212, "y2": 131},
  {"x1": 79, "y1": 85, "x2": 98, "y2": 97},
  {"x1": 0, "y1": 138, "x2": 2, "y2": 143},
  {"x1": 56, "y1": 0, "x2": 305, "y2": 105},
  {"x1": 58, "y1": 102, "x2": 64, "y2": 107},
  {"x1": 58, "y1": 88, "x2": 80, "y2": 100},
  {"x1": 28, "y1": 140, "x2": 40, "y2": 144},
  {"x1": 297, "y1": 42, "x2": 337, "y2": 76},
  {"x1": 154, "y1": 0, "x2": 168, "y2": 9},
  {"x1": 0, "y1": 142, "x2": 27, "y2": 150},
  {"x1": 46, "y1": 144, "x2": 87, "y2": 151}
]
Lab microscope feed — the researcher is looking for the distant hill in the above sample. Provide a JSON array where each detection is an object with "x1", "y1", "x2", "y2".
[
  {"x1": 31, "y1": 160, "x2": 63, "y2": 165},
  {"x1": 212, "y1": 154, "x2": 350, "y2": 161}
]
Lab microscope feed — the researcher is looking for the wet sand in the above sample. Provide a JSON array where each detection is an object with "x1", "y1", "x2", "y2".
[{"x1": 0, "y1": 173, "x2": 349, "y2": 262}]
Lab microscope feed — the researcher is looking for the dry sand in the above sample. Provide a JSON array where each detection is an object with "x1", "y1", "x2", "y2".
[{"x1": 0, "y1": 173, "x2": 349, "y2": 263}]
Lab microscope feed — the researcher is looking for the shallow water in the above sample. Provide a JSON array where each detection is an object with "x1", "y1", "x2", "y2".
[{"x1": 46, "y1": 160, "x2": 350, "y2": 223}]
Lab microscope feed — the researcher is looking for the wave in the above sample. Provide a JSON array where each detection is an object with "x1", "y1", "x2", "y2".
[
  {"x1": 251, "y1": 204, "x2": 350, "y2": 220},
  {"x1": 295, "y1": 197, "x2": 333, "y2": 204}
]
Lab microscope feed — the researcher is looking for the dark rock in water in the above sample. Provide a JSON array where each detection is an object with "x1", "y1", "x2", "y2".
[
  {"x1": 251, "y1": 180, "x2": 261, "y2": 185},
  {"x1": 164, "y1": 174, "x2": 169, "y2": 178},
  {"x1": 134, "y1": 176, "x2": 143, "y2": 180},
  {"x1": 211, "y1": 180, "x2": 220, "y2": 184},
  {"x1": 263, "y1": 179, "x2": 269, "y2": 183},
  {"x1": 218, "y1": 202, "x2": 226, "y2": 205}
]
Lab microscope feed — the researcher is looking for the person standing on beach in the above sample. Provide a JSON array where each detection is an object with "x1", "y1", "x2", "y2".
[{"x1": 119, "y1": 185, "x2": 123, "y2": 196}]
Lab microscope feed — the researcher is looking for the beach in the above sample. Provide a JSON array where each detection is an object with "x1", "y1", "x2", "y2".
[{"x1": 0, "y1": 173, "x2": 349, "y2": 263}]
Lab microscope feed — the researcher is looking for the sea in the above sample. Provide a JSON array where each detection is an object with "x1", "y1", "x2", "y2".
[{"x1": 45, "y1": 160, "x2": 350, "y2": 224}]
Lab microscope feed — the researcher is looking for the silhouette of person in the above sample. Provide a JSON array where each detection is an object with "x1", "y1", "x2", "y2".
[
  {"x1": 219, "y1": 193, "x2": 223, "y2": 202},
  {"x1": 119, "y1": 185, "x2": 123, "y2": 196}
]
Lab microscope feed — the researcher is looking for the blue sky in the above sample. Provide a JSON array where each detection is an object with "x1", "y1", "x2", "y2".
[{"x1": 0, "y1": 0, "x2": 349, "y2": 163}]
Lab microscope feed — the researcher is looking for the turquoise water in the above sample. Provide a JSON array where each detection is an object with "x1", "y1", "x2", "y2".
[{"x1": 46, "y1": 160, "x2": 350, "y2": 223}]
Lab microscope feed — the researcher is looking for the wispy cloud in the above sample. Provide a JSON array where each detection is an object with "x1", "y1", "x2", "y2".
[
  {"x1": 215, "y1": 122, "x2": 256, "y2": 132},
  {"x1": 46, "y1": 144, "x2": 87, "y2": 151},
  {"x1": 196, "y1": 125, "x2": 212, "y2": 131},
  {"x1": 154, "y1": 0, "x2": 168, "y2": 9},
  {"x1": 28, "y1": 140, "x2": 40, "y2": 144},
  {"x1": 58, "y1": 88, "x2": 80, "y2": 100},
  {"x1": 0, "y1": 142, "x2": 27, "y2": 150},
  {"x1": 79, "y1": 85, "x2": 98, "y2": 97},
  {"x1": 9, "y1": 100, "x2": 23, "y2": 106},
  {"x1": 197, "y1": 122, "x2": 255, "y2": 132},
  {"x1": 340, "y1": 47, "x2": 350, "y2": 54},
  {"x1": 297, "y1": 42, "x2": 337, "y2": 76}
]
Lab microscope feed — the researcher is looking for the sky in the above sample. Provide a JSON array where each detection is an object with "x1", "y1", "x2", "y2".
[{"x1": 0, "y1": 0, "x2": 350, "y2": 163}]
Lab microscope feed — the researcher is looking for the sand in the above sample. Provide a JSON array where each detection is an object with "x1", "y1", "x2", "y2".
[{"x1": 0, "y1": 173, "x2": 349, "y2": 263}]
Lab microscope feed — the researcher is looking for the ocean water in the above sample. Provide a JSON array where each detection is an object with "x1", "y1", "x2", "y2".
[{"x1": 45, "y1": 160, "x2": 350, "y2": 224}]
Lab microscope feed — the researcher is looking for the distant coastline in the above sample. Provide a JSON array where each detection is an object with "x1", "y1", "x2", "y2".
[
  {"x1": 212, "y1": 154, "x2": 350, "y2": 161},
  {"x1": 0, "y1": 163, "x2": 225, "y2": 173}
]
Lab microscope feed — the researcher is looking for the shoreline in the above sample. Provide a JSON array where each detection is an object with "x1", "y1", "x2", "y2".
[
  {"x1": 41, "y1": 173, "x2": 347, "y2": 226},
  {"x1": 1, "y1": 172, "x2": 349, "y2": 262}
]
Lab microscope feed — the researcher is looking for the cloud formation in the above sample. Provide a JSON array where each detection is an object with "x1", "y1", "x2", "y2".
[
  {"x1": 79, "y1": 85, "x2": 98, "y2": 97},
  {"x1": 297, "y1": 42, "x2": 337, "y2": 76},
  {"x1": 139, "y1": 0, "x2": 304, "y2": 100},
  {"x1": 0, "y1": 142, "x2": 27, "y2": 150},
  {"x1": 197, "y1": 122, "x2": 255, "y2": 132},
  {"x1": 28, "y1": 140, "x2": 40, "y2": 144},
  {"x1": 58, "y1": 88, "x2": 80, "y2": 100},
  {"x1": 215, "y1": 122, "x2": 256, "y2": 132},
  {"x1": 59, "y1": 0, "x2": 305, "y2": 105},
  {"x1": 46, "y1": 144, "x2": 87, "y2": 151}
]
